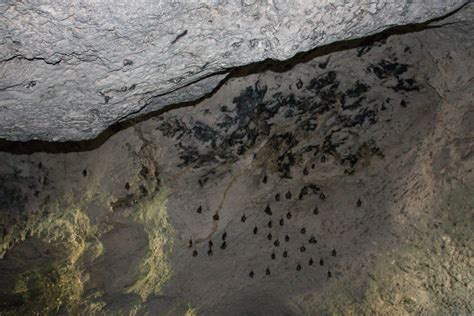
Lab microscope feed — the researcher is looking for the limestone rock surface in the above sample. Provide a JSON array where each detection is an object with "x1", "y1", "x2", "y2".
[{"x1": 0, "y1": 0, "x2": 469, "y2": 141}]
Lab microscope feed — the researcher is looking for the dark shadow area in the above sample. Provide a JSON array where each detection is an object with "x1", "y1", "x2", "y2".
[{"x1": 0, "y1": 5, "x2": 465, "y2": 155}]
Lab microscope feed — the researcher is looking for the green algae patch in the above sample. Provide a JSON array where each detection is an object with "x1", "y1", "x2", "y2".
[
  {"x1": 80, "y1": 290, "x2": 108, "y2": 315},
  {"x1": 3, "y1": 263, "x2": 83, "y2": 315},
  {"x1": 185, "y1": 305, "x2": 199, "y2": 316},
  {"x1": 30, "y1": 208, "x2": 98, "y2": 313},
  {"x1": 34, "y1": 204, "x2": 103, "y2": 265},
  {"x1": 1, "y1": 173, "x2": 175, "y2": 314},
  {"x1": 125, "y1": 187, "x2": 175, "y2": 301},
  {"x1": 1, "y1": 196, "x2": 107, "y2": 314}
]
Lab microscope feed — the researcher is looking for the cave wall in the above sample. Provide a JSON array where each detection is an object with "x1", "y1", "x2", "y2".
[{"x1": 0, "y1": 3, "x2": 473, "y2": 315}]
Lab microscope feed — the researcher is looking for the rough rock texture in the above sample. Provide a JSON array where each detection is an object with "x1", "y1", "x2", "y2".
[
  {"x1": 0, "y1": 4, "x2": 473, "y2": 315},
  {"x1": 0, "y1": 0, "x2": 469, "y2": 141}
]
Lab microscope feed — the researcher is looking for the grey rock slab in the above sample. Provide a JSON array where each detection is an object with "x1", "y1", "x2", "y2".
[{"x1": 0, "y1": 0, "x2": 468, "y2": 141}]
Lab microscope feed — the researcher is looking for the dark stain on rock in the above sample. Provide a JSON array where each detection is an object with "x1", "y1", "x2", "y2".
[
  {"x1": 368, "y1": 60, "x2": 408, "y2": 79},
  {"x1": 394, "y1": 78, "x2": 419, "y2": 92},
  {"x1": 192, "y1": 121, "x2": 219, "y2": 147},
  {"x1": 307, "y1": 71, "x2": 338, "y2": 92},
  {"x1": 346, "y1": 80, "x2": 370, "y2": 98}
]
